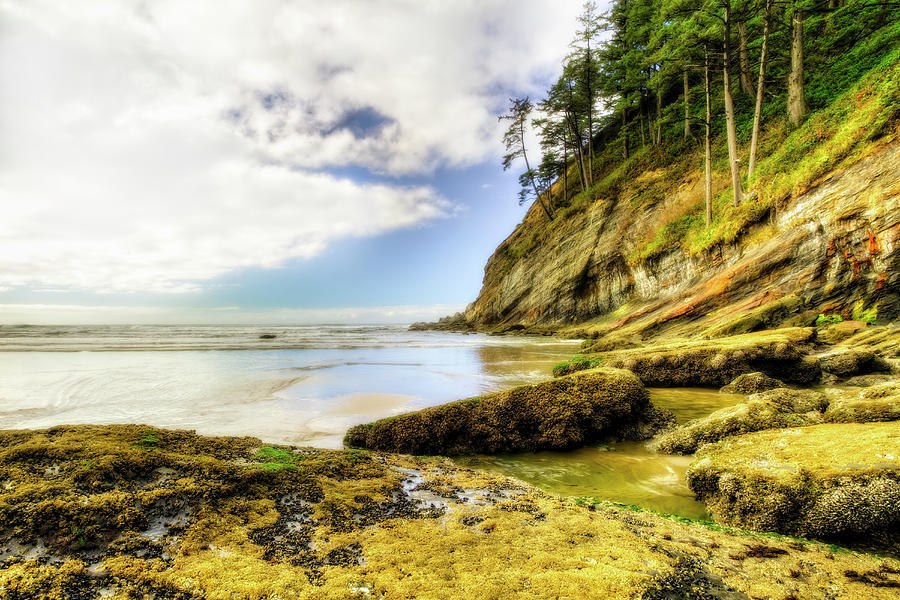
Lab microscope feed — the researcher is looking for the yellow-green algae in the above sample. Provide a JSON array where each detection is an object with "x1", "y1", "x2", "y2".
[
  {"x1": 686, "y1": 422, "x2": 900, "y2": 552},
  {"x1": 567, "y1": 328, "x2": 822, "y2": 387},
  {"x1": 655, "y1": 388, "x2": 831, "y2": 455},
  {"x1": 345, "y1": 367, "x2": 673, "y2": 455},
  {"x1": 657, "y1": 383, "x2": 900, "y2": 455},
  {"x1": 2, "y1": 425, "x2": 900, "y2": 599}
]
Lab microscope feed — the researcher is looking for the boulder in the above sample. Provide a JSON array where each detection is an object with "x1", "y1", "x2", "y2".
[
  {"x1": 344, "y1": 368, "x2": 673, "y2": 455},
  {"x1": 720, "y1": 372, "x2": 785, "y2": 394},
  {"x1": 817, "y1": 348, "x2": 892, "y2": 377},
  {"x1": 686, "y1": 422, "x2": 900, "y2": 551},
  {"x1": 825, "y1": 383, "x2": 900, "y2": 423}
]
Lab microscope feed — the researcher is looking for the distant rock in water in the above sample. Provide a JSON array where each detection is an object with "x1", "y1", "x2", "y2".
[
  {"x1": 344, "y1": 367, "x2": 674, "y2": 455},
  {"x1": 259, "y1": 333, "x2": 277, "y2": 339}
]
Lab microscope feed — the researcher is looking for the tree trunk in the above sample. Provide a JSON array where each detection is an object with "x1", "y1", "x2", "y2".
[
  {"x1": 562, "y1": 139, "x2": 569, "y2": 204},
  {"x1": 723, "y1": 3, "x2": 744, "y2": 207},
  {"x1": 565, "y1": 110, "x2": 588, "y2": 193},
  {"x1": 738, "y1": 22, "x2": 755, "y2": 97},
  {"x1": 655, "y1": 86, "x2": 662, "y2": 145},
  {"x1": 788, "y1": 8, "x2": 808, "y2": 126},
  {"x1": 705, "y1": 50, "x2": 713, "y2": 227},
  {"x1": 585, "y1": 42, "x2": 594, "y2": 187},
  {"x1": 748, "y1": 0, "x2": 772, "y2": 179},
  {"x1": 683, "y1": 70, "x2": 691, "y2": 140},
  {"x1": 639, "y1": 99, "x2": 646, "y2": 147},
  {"x1": 519, "y1": 121, "x2": 553, "y2": 221},
  {"x1": 622, "y1": 103, "x2": 630, "y2": 160}
]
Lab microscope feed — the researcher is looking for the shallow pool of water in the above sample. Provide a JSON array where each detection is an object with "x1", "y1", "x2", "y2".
[{"x1": 456, "y1": 387, "x2": 746, "y2": 519}]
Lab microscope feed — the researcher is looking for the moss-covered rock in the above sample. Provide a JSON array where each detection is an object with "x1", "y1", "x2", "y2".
[
  {"x1": 686, "y1": 422, "x2": 900, "y2": 551},
  {"x1": 655, "y1": 388, "x2": 829, "y2": 455},
  {"x1": 2, "y1": 425, "x2": 900, "y2": 599},
  {"x1": 701, "y1": 294, "x2": 804, "y2": 339},
  {"x1": 825, "y1": 383, "x2": 900, "y2": 423},
  {"x1": 577, "y1": 328, "x2": 821, "y2": 387},
  {"x1": 816, "y1": 320, "x2": 869, "y2": 345},
  {"x1": 345, "y1": 368, "x2": 673, "y2": 455},
  {"x1": 720, "y1": 372, "x2": 785, "y2": 394},
  {"x1": 817, "y1": 348, "x2": 893, "y2": 377}
]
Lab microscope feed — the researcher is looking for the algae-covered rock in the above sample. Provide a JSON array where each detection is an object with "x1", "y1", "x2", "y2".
[
  {"x1": 825, "y1": 383, "x2": 900, "y2": 423},
  {"x1": 817, "y1": 348, "x2": 892, "y2": 377},
  {"x1": 720, "y1": 372, "x2": 785, "y2": 394},
  {"x1": 655, "y1": 388, "x2": 830, "y2": 455},
  {"x1": 2, "y1": 425, "x2": 900, "y2": 599},
  {"x1": 576, "y1": 328, "x2": 821, "y2": 387},
  {"x1": 816, "y1": 320, "x2": 869, "y2": 345},
  {"x1": 345, "y1": 368, "x2": 673, "y2": 455},
  {"x1": 686, "y1": 422, "x2": 900, "y2": 551}
]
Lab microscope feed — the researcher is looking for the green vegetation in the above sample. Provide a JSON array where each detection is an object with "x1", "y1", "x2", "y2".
[
  {"x1": 134, "y1": 428, "x2": 160, "y2": 449},
  {"x1": 497, "y1": 1, "x2": 899, "y2": 272},
  {"x1": 816, "y1": 313, "x2": 844, "y2": 326},
  {"x1": 254, "y1": 445, "x2": 300, "y2": 470},
  {"x1": 852, "y1": 300, "x2": 879, "y2": 325},
  {"x1": 552, "y1": 354, "x2": 603, "y2": 377}
]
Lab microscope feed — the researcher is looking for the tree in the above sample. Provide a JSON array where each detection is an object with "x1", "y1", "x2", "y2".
[
  {"x1": 786, "y1": 0, "x2": 810, "y2": 126},
  {"x1": 500, "y1": 97, "x2": 554, "y2": 220},
  {"x1": 747, "y1": 0, "x2": 773, "y2": 178}
]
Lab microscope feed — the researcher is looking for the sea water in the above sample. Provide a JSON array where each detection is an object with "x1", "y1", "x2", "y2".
[{"x1": 0, "y1": 324, "x2": 580, "y2": 447}]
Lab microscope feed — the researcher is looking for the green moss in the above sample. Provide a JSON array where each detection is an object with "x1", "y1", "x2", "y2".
[
  {"x1": 551, "y1": 355, "x2": 603, "y2": 377},
  {"x1": 852, "y1": 301, "x2": 879, "y2": 325},
  {"x1": 816, "y1": 313, "x2": 844, "y2": 326}
]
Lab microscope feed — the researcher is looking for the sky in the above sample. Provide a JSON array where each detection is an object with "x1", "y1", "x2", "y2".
[{"x1": 0, "y1": 0, "x2": 588, "y2": 324}]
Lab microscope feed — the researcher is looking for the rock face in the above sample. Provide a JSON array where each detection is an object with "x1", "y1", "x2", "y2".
[
  {"x1": 686, "y1": 422, "x2": 900, "y2": 551},
  {"x1": 344, "y1": 368, "x2": 673, "y2": 455},
  {"x1": 461, "y1": 141, "x2": 899, "y2": 334},
  {"x1": 3, "y1": 425, "x2": 900, "y2": 599}
]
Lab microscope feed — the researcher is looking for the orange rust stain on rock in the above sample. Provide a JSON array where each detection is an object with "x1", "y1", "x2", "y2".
[
  {"x1": 875, "y1": 273, "x2": 887, "y2": 290},
  {"x1": 868, "y1": 229, "x2": 881, "y2": 255}
]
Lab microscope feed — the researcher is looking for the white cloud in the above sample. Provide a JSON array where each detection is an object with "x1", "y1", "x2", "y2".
[
  {"x1": 0, "y1": 0, "x2": 582, "y2": 293},
  {"x1": 0, "y1": 303, "x2": 465, "y2": 325}
]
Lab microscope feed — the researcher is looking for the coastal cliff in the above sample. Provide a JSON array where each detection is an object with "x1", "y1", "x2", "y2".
[{"x1": 431, "y1": 44, "x2": 900, "y2": 338}]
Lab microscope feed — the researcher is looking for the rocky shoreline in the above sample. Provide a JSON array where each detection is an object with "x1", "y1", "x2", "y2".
[
  {"x1": 1, "y1": 322, "x2": 897, "y2": 598},
  {"x1": 2, "y1": 424, "x2": 900, "y2": 599}
]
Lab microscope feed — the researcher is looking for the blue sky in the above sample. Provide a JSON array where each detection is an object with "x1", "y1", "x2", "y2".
[{"x1": 0, "y1": 1, "x2": 586, "y2": 324}]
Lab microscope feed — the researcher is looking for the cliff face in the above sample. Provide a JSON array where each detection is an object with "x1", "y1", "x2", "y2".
[{"x1": 465, "y1": 140, "x2": 899, "y2": 335}]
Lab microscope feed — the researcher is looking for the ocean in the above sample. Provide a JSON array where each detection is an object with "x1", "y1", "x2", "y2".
[{"x1": 0, "y1": 324, "x2": 581, "y2": 448}]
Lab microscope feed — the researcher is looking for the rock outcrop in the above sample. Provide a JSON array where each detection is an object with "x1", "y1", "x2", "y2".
[
  {"x1": 344, "y1": 368, "x2": 673, "y2": 455},
  {"x1": 686, "y1": 422, "x2": 900, "y2": 552}
]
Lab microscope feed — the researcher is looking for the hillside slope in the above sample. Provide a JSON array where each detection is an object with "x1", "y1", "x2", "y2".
[{"x1": 455, "y1": 53, "x2": 899, "y2": 339}]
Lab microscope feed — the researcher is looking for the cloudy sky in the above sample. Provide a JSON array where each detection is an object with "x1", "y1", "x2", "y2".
[{"x1": 0, "y1": 0, "x2": 585, "y2": 324}]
